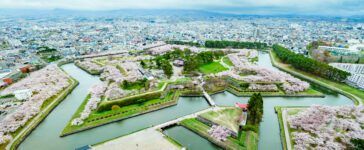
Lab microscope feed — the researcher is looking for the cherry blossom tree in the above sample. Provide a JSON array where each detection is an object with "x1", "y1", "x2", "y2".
[
  {"x1": 0, "y1": 65, "x2": 70, "y2": 143},
  {"x1": 208, "y1": 125, "x2": 232, "y2": 141},
  {"x1": 288, "y1": 105, "x2": 364, "y2": 149}
]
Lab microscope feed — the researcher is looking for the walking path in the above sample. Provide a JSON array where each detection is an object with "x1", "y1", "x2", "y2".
[
  {"x1": 281, "y1": 108, "x2": 292, "y2": 150},
  {"x1": 220, "y1": 57, "x2": 232, "y2": 70},
  {"x1": 198, "y1": 76, "x2": 216, "y2": 107},
  {"x1": 202, "y1": 89, "x2": 216, "y2": 106},
  {"x1": 154, "y1": 107, "x2": 222, "y2": 129}
]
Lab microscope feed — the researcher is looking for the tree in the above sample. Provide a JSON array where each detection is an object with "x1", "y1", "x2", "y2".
[
  {"x1": 247, "y1": 93, "x2": 263, "y2": 125},
  {"x1": 351, "y1": 139, "x2": 364, "y2": 150},
  {"x1": 140, "y1": 60, "x2": 146, "y2": 68},
  {"x1": 122, "y1": 80, "x2": 129, "y2": 88},
  {"x1": 205, "y1": 40, "x2": 268, "y2": 49}
]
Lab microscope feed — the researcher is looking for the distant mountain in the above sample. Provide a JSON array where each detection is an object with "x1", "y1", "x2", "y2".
[{"x1": 0, "y1": 8, "x2": 363, "y2": 22}]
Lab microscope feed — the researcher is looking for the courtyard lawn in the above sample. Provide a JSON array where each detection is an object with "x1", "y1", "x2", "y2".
[
  {"x1": 270, "y1": 50, "x2": 364, "y2": 105},
  {"x1": 198, "y1": 62, "x2": 228, "y2": 74},
  {"x1": 200, "y1": 107, "x2": 242, "y2": 133}
]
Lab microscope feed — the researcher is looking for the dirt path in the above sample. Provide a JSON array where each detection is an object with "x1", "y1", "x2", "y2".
[{"x1": 282, "y1": 108, "x2": 292, "y2": 150}]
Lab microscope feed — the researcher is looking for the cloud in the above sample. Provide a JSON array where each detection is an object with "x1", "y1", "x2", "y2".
[{"x1": 0, "y1": 0, "x2": 363, "y2": 15}]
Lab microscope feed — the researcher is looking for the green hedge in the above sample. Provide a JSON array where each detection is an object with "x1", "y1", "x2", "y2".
[
  {"x1": 241, "y1": 125, "x2": 259, "y2": 133},
  {"x1": 205, "y1": 40, "x2": 268, "y2": 49},
  {"x1": 97, "y1": 91, "x2": 163, "y2": 112}
]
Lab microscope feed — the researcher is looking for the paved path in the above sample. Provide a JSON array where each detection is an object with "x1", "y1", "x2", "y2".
[
  {"x1": 281, "y1": 108, "x2": 292, "y2": 150},
  {"x1": 220, "y1": 57, "x2": 232, "y2": 70},
  {"x1": 154, "y1": 107, "x2": 223, "y2": 129},
  {"x1": 202, "y1": 90, "x2": 216, "y2": 106},
  {"x1": 198, "y1": 76, "x2": 216, "y2": 107},
  {"x1": 6, "y1": 75, "x2": 76, "y2": 150}
]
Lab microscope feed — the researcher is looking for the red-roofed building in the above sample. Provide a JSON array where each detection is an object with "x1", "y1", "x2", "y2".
[
  {"x1": 235, "y1": 103, "x2": 248, "y2": 112},
  {"x1": 19, "y1": 65, "x2": 31, "y2": 73},
  {"x1": 3, "y1": 78, "x2": 13, "y2": 85}
]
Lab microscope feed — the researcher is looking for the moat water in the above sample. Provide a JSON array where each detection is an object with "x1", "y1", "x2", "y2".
[{"x1": 19, "y1": 52, "x2": 353, "y2": 150}]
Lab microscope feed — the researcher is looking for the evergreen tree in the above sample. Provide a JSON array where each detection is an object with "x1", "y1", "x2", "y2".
[
  {"x1": 351, "y1": 139, "x2": 364, "y2": 150},
  {"x1": 247, "y1": 93, "x2": 264, "y2": 125}
]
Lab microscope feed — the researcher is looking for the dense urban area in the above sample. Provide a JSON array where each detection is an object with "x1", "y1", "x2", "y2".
[{"x1": 0, "y1": 10, "x2": 363, "y2": 150}]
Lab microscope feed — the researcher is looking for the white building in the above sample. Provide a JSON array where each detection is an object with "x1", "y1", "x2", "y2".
[
  {"x1": 346, "y1": 74, "x2": 364, "y2": 89},
  {"x1": 331, "y1": 63, "x2": 364, "y2": 89},
  {"x1": 13, "y1": 89, "x2": 32, "y2": 100},
  {"x1": 331, "y1": 63, "x2": 364, "y2": 74}
]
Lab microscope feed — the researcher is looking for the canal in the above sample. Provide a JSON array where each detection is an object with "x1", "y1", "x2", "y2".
[{"x1": 19, "y1": 52, "x2": 354, "y2": 150}]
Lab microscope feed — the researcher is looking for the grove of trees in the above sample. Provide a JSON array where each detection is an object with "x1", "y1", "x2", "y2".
[
  {"x1": 166, "y1": 40, "x2": 201, "y2": 47},
  {"x1": 154, "y1": 48, "x2": 225, "y2": 74},
  {"x1": 205, "y1": 40, "x2": 268, "y2": 49},
  {"x1": 183, "y1": 50, "x2": 225, "y2": 73},
  {"x1": 155, "y1": 58, "x2": 173, "y2": 78},
  {"x1": 272, "y1": 44, "x2": 351, "y2": 82}
]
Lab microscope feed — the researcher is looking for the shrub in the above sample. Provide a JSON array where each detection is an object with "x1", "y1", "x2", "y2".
[{"x1": 111, "y1": 105, "x2": 120, "y2": 111}]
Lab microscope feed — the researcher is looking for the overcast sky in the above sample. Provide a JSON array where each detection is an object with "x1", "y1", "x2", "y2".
[{"x1": 0, "y1": 0, "x2": 363, "y2": 15}]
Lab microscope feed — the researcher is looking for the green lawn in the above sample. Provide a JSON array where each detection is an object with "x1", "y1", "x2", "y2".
[
  {"x1": 200, "y1": 107, "x2": 242, "y2": 133},
  {"x1": 222, "y1": 57, "x2": 234, "y2": 66},
  {"x1": 270, "y1": 51, "x2": 364, "y2": 105},
  {"x1": 245, "y1": 131, "x2": 258, "y2": 150},
  {"x1": 198, "y1": 62, "x2": 228, "y2": 74}
]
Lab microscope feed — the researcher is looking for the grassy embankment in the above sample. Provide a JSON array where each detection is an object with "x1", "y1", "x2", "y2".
[
  {"x1": 270, "y1": 50, "x2": 363, "y2": 105},
  {"x1": 180, "y1": 118, "x2": 258, "y2": 150},
  {"x1": 178, "y1": 107, "x2": 258, "y2": 150},
  {"x1": 61, "y1": 83, "x2": 180, "y2": 136}
]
